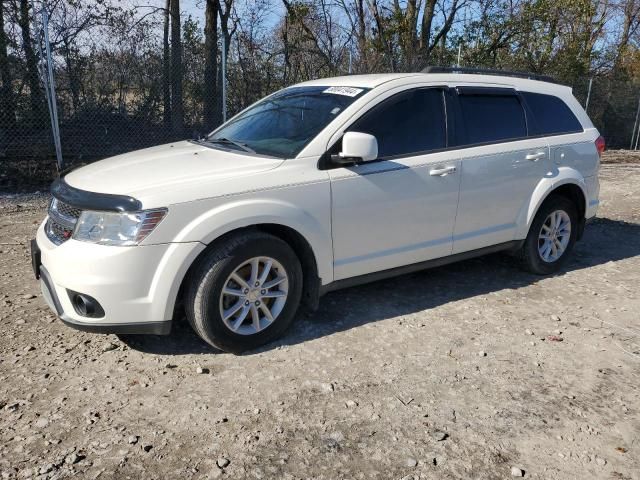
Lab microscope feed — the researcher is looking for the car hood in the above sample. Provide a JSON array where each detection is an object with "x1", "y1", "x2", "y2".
[{"x1": 64, "y1": 141, "x2": 285, "y2": 207}]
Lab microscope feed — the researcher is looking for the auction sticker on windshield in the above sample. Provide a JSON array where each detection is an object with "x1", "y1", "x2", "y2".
[{"x1": 323, "y1": 86, "x2": 364, "y2": 97}]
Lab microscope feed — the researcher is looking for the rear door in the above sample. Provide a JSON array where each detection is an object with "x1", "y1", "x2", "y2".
[{"x1": 451, "y1": 87, "x2": 550, "y2": 254}]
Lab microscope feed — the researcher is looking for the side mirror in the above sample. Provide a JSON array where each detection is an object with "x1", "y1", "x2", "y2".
[{"x1": 333, "y1": 132, "x2": 378, "y2": 165}]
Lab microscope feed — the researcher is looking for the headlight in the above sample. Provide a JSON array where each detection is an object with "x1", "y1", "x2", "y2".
[{"x1": 73, "y1": 209, "x2": 167, "y2": 246}]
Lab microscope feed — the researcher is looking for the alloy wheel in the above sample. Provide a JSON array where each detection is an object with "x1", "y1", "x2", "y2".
[
  {"x1": 538, "y1": 210, "x2": 571, "y2": 263},
  {"x1": 219, "y1": 256, "x2": 289, "y2": 335}
]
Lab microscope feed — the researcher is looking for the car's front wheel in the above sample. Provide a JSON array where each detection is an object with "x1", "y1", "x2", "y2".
[
  {"x1": 520, "y1": 194, "x2": 578, "y2": 275},
  {"x1": 185, "y1": 232, "x2": 303, "y2": 353}
]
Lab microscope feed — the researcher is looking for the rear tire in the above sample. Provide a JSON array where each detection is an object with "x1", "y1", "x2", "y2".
[
  {"x1": 519, "y1": 194, "x2": 578, "y2": 275},
  {"x1": 185, "y1": 231, "x2": 303, "y2": 353}
]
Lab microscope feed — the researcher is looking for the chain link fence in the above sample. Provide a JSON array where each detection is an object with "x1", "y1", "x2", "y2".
[
  {"x1": 1, "y1": 3, "x2": 640, "y2": 193},
  {"x1": 573, "y1": 76, "x2": 640, "y2": 150}
]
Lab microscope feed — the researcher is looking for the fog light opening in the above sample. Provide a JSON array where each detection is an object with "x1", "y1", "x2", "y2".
[
  {"x1": 73, "y1": 294, "x2": 92, "y2": 316},
  {"x1": 68, "y1": 291, "x2": 105, "y2": 318}
]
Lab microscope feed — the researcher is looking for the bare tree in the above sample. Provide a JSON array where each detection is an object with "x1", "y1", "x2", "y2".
[
  {"x1": 421, "y1": 0, "x2": 437, "y2": 62},
  {"x1": 337, "y1": 0, "x2": 369, "y2": 71},
  {"x1": 45, "y1": 0, "x2": 114, "y2": 114},
  {"x1": 428, "y1": 0, "x2": 465, "y2": 66},
  {"x1": 368, "y1": 0, "x2": 395, "y2": 71},
  {"x1": 220, "y1": 0, "x2": 235, "y2": 59},
  {"x1": 232, "y1": 0, "x2": 280, "y2": 107},
  {"x1": 281, "y1": 0, "x2": 343, "y2": 78},
  {"x1": 615, "y1": 0, "x2": 640, "y2": 68},
  {"x1": 355, "y1": 0, "x2": 367, "y2": 70},
  {"x1": 16, "y1": 0, "x2": 45, "y2": 121},
  {"x1": 2, "y1": 0, "x2": 640, "y2": 175},
  {"x1": 394, "y1": 0, "x2": 420, "y2": 69}
]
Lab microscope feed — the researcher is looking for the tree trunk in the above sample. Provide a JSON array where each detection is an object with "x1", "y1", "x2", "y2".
[
  {"x1": 421, "y1": 0, "x2": 436, "y2": 66},
  {"x1": 355, "y1": 0, "x2": 367, "y2": 71},
  {"x1": 282, "y1": 15, "x2": 290, "y2": 84},
  {"x1": 0, "y1": 0, "x2": 16, "y2": 129},
  {"x1": 170, "y1": 0, "x2": 184, "y2": 134},
  {"x1": 220, "y1": 0, "x2": 234, "y2": 59},
  {"x1": 163, "y1": 0, "x2": 171, "y2": 127},
  {"x1": 18, "y1": 0, "x2": 45, "y2": 123},
  {"x1": 398, "y1": 0, "x2": 418, "y2": 70},
  {"x1": 203, "y1": 0, "x2": 220, "y2": 130}
]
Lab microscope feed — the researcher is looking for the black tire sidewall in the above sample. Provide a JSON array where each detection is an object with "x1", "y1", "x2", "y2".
[
  {"x1": 191, "y1": 235, "x2": 303, "y2": 353},
  {"x1": 524, "y1": 195, "x2": 578, "y2": 275}
]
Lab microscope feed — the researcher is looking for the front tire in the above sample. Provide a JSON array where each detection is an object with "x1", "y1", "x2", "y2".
[
  {"x1": 520, "y1": 194, "x2": 578, "y2": 275},
  {"x1": 185, "y1": 231, "x2": 303, "y2": 353}
]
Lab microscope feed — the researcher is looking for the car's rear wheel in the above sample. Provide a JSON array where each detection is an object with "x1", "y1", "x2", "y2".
[
  {"x1": 185, "y1": 232, "x2": 303, "y2": 353},
  {"x1": 520, "y1": 194, "x2": 578, "y2": 275}
]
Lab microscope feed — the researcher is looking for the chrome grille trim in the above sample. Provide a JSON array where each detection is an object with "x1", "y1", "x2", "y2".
[
  {"x1": 45, "y1": 198, "x2": 82, "y2": 245},
  {"x1": 53, "y1": 199, "x2": 81, "y2": 222}
]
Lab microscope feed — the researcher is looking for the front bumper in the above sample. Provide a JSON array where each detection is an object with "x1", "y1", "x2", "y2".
[
  {"x1": 34, "y1": 220, "x2": 205, "y2": 334},
  {"x1": 38, "y1": 264, "x2": 171, "y2": 334}
]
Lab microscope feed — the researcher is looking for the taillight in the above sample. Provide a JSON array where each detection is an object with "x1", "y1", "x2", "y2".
[{"x1": 595, "y1": 136, "x2": 605, "y2": 158}]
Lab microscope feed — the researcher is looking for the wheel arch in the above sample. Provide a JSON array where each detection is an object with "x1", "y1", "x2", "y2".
[
  {"x1": 517, "y1": 171, "x2": 588, "y2": 240},
  {"x1": 254, "y1": 223, "x2": 321, "y2": 311},
  {"x1": 172, "y1": 223, "x2": 323, "y2": 321}
]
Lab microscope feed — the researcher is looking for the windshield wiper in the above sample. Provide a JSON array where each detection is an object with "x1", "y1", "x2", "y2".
[{"x1": 206, "y1": 137, "x2": 255, "y2": 154}]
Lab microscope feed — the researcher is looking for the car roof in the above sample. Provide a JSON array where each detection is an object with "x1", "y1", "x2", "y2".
[
  {"x1": 296, "y1": 73, "x2": 423, "y2": 89},
  {"x1": 295, "y1": 73, "x2": 573, "y2": 95}
]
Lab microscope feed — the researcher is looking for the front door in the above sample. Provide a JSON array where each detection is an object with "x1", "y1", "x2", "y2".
[{"x1": 329, "y1": 88, "x2": 461, "y2": 280}]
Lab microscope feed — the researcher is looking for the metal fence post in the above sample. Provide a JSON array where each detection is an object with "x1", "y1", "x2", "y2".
[
  {"x1": 222, "y1": 34, "x2": 227, "y2": 123},
  {"x1": 38, "y1": 1, "x2": 63, "y2": 172},
  {"x1": 631, "y1": 98, "x2": 640, "y2": 150},
  {"x1": 584, "y1": 77, "x2": 593, "y2": 113}
]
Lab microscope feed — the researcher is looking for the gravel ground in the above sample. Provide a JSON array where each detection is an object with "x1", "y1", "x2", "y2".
[{"x1": 0, "y1": 156, "x2": 639, "y2": 480}]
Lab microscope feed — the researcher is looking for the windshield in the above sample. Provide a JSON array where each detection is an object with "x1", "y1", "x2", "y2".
[{"x1": 206, "y1": 86, "x2": 369, "y2": 158}]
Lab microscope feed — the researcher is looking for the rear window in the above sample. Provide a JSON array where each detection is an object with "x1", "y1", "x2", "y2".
[
  {"x1": 522, "y1": 92, "x2": 583, "y2": 136},
  {"x1": 458, "y1": 92, "x2": 527, "y2": 145}
]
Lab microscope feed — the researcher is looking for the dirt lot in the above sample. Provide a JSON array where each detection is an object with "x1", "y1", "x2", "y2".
[{"x1": 1, "y1": 155, "x2": 639, "y2": 480}]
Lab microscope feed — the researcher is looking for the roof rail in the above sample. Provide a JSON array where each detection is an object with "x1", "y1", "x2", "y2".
[{"x1": 421, "y1": 66, "x2": 559, "y2": 84}]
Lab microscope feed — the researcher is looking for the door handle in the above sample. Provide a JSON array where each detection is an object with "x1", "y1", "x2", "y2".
[
  {"x1": 429, "y1": 166, "x2": 457, "y2": 176},
  {"x1": 525, "y1": 152, "x2": 546, "y2": 161}
]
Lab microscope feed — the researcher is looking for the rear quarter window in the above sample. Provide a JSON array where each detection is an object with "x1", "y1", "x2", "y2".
[{"x1": 522, "y1": 92, "x2": 583, "y2": 136}]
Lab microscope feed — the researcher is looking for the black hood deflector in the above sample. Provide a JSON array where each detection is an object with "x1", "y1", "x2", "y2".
[{"x1": 51, "y1": 178, "x2": 142, "y2": 212}]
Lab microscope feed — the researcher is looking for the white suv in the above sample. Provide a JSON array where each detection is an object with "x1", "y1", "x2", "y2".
[{"x1": 32, "y1": 68, "x2": 603, "y2": 353}]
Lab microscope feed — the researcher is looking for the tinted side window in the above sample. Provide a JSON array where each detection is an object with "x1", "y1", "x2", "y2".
[
  {"x1": 349, "y1": 89, "x2": 446, "y2": 158},
  {"x1": 458, "y1": 93, "x2": 527, "y2": 145},
  {"x1": 522, "y1": 92, "x2": 583, "y2": 136}
]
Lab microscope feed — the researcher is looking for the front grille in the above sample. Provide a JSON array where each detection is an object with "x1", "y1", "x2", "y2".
[
  {"x1": 46, "y1": 198, "x2": 82, "y2": 245},
  {"x1": 55, "y1": 201, "x2": 82, "y2": 220}
]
